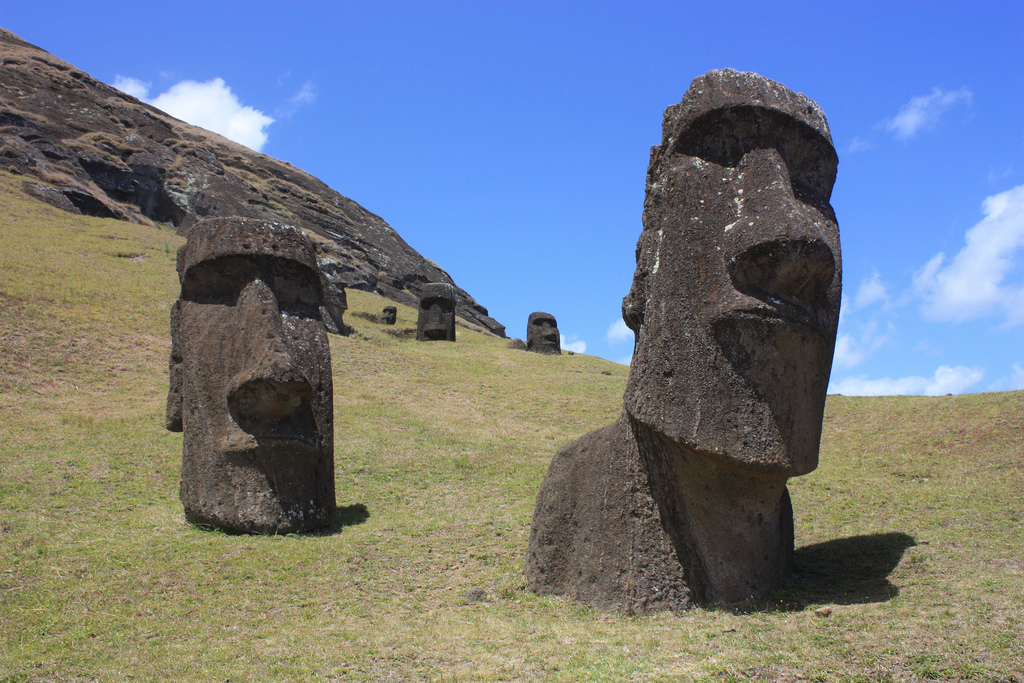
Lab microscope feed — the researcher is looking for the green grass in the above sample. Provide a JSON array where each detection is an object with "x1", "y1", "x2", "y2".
[{"x1": 1, "y1": 169, "x2": 1022, "y2": 681}]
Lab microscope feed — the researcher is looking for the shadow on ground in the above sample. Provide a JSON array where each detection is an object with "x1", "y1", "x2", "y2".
[
  {"x1": 750, "y1": 532, "x2": 917, "y2": 612},
  {"x1": 321, "y1": 503, "x2": 370, "y2": 534}
]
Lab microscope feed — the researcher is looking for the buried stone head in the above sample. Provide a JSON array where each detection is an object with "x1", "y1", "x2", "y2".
[
  {"x1": 166, "y1": 217, "x2": 336, "y2": 534},
  {"x1": 527, "y1": 69, "x2": 841, "y2": 612}
]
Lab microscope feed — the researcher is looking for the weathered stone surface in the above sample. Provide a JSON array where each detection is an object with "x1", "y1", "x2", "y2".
[
  {"x1": 416, "y1": 283, "x2": 456, "y2": 342},
  {"x1": 0, "y1": 28, "x2": 505, "y2": 336},
  {"x1": 506, "y1": 338, "x2": 527, "y2": 351},
  {"x1": 318, "y1": 257, "x2": 349, "y2": 335},
  {"x1": 527, "y1": 69, "x2": 841, "y2": 612},
  {"x1": 381, "y1": 306, "x2": 397, "y2": 325},
  {"x1": 526, "y1": 312, "x2": 561, "y2": 355},
  {"x1": 166, "y1": 216, "x2": 336, "y2": 534}
]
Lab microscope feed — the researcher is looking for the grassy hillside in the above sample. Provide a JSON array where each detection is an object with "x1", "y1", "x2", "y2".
[{"x1": 1, "y1": 169, "x2": 1022, "y2": 682}]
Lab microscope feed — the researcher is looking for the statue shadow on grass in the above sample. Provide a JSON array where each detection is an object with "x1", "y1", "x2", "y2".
[
  {"x1": 309, "y1": 503, "x2": 370, "y2": 536},
  {"x1": 743, "y1": 532, "x2": 917, "y2": 612}
]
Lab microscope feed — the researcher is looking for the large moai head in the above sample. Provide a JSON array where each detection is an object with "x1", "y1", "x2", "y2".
[
  {"x1": 381, "y1": 306, "x2": 397, "y2": 325},
  {"x1": 416, "y1": 283, "x2": 456, "y2": 341},
  {"x1": 622, "y1": 69, "x2": 841, "y2": 478},
  {"x1": 166, "y1": 217, "x2": 336, "y2": 534},
  {"x1": 526, "y1": 312, "x2": 561, "y2": 355}
]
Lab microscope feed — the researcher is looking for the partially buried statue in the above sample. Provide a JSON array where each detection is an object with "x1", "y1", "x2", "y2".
[
  {"x1": 526, "y1": 69, "x2": 841, "y2": 612},
  {"x1": 381, "y1": 306, "x2": 397, "y2": 325},
  {"x1": 166, "y1": 217, "x2": 336, "y2": 534},
  {"x1": 526, "y1": 312, "x2": 561, "y2": 355},
  {"x1": 416, "y1": 283, "x2": 456, "y2": 341}
]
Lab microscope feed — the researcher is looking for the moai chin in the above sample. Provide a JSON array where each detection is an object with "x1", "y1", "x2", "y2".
[
  {"x1": 416, "y1": 283, "x2": 456, "y2": 341},
  {"x1": 166, "y1": 217, "x2": 336, "y2": 534},
  {"x1": 381, "y1": 306, "x2": 397, "y2": 325},
  {"x1": 526, "y1": 69, "x2": 841, "y2": 612},
  {"x1": 526, "y1": 312, "x2": 561, "y2": 355}
]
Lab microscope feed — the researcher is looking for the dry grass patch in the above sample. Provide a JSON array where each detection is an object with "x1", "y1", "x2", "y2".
[{"x1": 1, "y1": 170, "x2": 1022, "y2": 682}]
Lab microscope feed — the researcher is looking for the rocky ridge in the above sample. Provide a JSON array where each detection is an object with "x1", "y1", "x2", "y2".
[{"x1": 0, "y1": 28, "x2": 504, "y2": 336}]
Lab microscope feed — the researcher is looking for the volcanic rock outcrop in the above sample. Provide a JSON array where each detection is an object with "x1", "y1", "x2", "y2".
[
  {"x1": 0, "y1": 27, "x2": 504, "y2": 335},
  {"x1": 526, "y1": 69, "x2": 842, "y2": 613},
  {"x1": 167, "y1": 216, "x2": 336, "y2": 534}
]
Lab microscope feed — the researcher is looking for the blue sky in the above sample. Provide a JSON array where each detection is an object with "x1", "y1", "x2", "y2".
[{"x1": 4, "y1": 1, "x2": 1022, "y2": 395}]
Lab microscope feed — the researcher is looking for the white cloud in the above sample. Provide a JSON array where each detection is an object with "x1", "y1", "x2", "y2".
[
  {"x1": 832, "y1": 319, "x2": 893, "y2": 369},
  {"x1": 560, "y1": 334, "x2": 586, "y2": 354},
  {"x1": 913, "y1": 183, "x2": 1024, "y2": 325},
  {"x1": 830, "y1": 364, "x2": 984, "y2": 396},
  {"x1": 113, "y1": 75, "x2": 151, "y2": 100},
  {"x1": 853, "y1": 270, "x2": 889, "y2": 310},
  {"x1": 112, "y1": 76, "x2": 274, "y2": 152},
  {"x1": 884, "y1": 87, "x2": 972, "y2": 140},
  {"x1": 606, "y1": 318, "x2": 633, "y2": 344},
  {"x1": 616, "y1": 353, "x2": 633, "y2": 366},
  {"x1": 987, "y1": 363, "x2": 1024, "y2": 392}
]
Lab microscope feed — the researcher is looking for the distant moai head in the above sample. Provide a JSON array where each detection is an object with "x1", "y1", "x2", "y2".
[
  {"x1": 416, "y1": 283, "x2": 456, "y2": 341},
  {"x1": 622, "y1": 69, "x2": 841, "y2": 478},
  {"x1": 166, "y1": 217, "x2": 335, "y2": 534},
  {"x1": 381, "y1": 306, "x2": 397, "y2": 325},
  {"x1": 526, "y1": 312, "x2": 561, "y2": 355}
]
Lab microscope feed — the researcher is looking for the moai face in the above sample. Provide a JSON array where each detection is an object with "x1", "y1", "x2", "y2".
[
  {"x1": 416, "y1": 283, "x2": 456, "y2": 341},
  {"x1": 622, "y1": 69, "x2": 841, "y2": 477},
  {"x1": 526, "y1": 312, "x2": 561, "y2": 355},
  {"x1": 166, "y1": 217, "x2": 335, "y2": 533},
  {"x1": 381, "y1": 306, "x2": 397, "y2": 325}
]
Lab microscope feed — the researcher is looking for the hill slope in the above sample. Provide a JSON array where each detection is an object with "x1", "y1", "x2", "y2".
[
  {"x1": 1, "y1": 174, "x2": 1022, "y2": 681},
  {"x1": 0, "y1": 27, "x2": 504, "y2": 335}
]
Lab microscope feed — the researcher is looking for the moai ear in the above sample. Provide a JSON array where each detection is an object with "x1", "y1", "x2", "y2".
[{"x1": 165, "y1": 300, "x2": 184, "y2": 432}]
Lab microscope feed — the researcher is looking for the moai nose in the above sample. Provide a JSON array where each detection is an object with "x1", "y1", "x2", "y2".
[
  {"x1": 227, "y1": 278, "x2": 312, "y2": 423},
  {"x1": 728, "y1": 237, "x2": 835, "y2": 307}
]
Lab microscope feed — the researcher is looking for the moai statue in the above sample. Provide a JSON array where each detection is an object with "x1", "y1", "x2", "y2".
[
  {"x1": 526, "y1": 69, "x2": 841, "y2": 612},
  {"x1": 416, "y1": 283, "x2": 456, "y2": 341},
  {"x1": 317, "y1": 258, "x2": 349, "y2": 335},
  {"x1": 381, "y1": 306, "x2": 397, "y2": 325},
  {"x1": 526, "y1": 312, "x2": 561, "y2": 355},
  {"x1": 166, "y1": 217, "x2": 336, "y2": 534}
]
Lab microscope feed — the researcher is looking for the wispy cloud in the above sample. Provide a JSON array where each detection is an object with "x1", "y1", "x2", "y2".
[
  {"x1": 846, "y1": 136, "x2": 875, "y2": 154},
  {"x1": 853, "y1": 270, "x2": 889, "y2": 310},
  {"x1": 112, "y1": 75, "x2": 274, "y2": 152},
  {"x1": 830, "y1": 364, "x2": 984, "y2": 396},
  {"x1": 606, "y1": 318, "x2": 632, "y2": 344},
  {"x1": 276, "y1": 80, "x2": 317, "y2": 119},
  {"x1": 884, "y1": 86, "x2": 972, "y2": 140},
  {"x1": 833, "y1": 318, "x2": 893, "y2": 369},
  {"x1": 913, "y1": 183, "x2": 1024, "y2": 325},
  {"x1": 560, "y1": 334, "x2": 587, "y2": 354},
  {"x1": 987, "y1": 363, "x2": 1024, "y2": 392}
]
